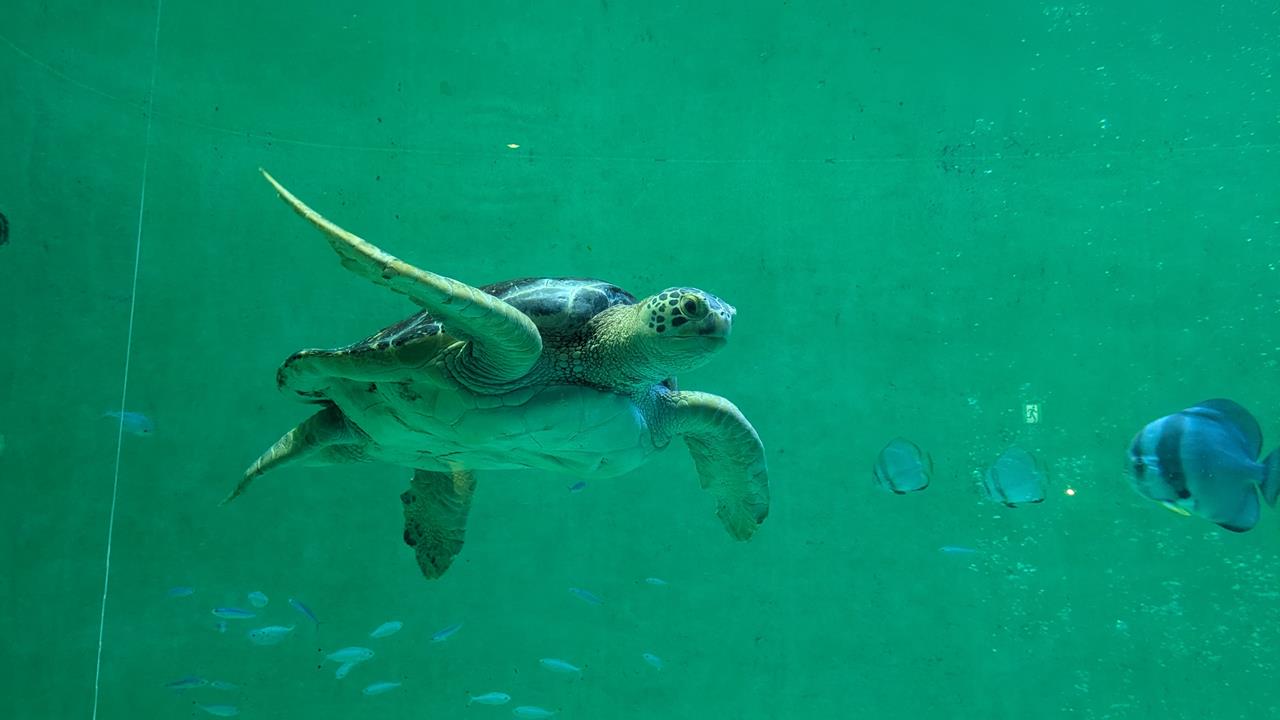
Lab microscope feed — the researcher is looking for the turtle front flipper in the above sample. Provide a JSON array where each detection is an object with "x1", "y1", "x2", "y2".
[
  {"x1": 259, "y1": 169, "x2": 542, "y2": 389},
  {"x1": 223, "y1": 404, "x2": 362, "y2": 505},
  {"x1": 401, "y1": 469, "x2": 476, "y2": 579},
  {"x1": 668, "y1": 391, "x2": 770, "y2": 540}
]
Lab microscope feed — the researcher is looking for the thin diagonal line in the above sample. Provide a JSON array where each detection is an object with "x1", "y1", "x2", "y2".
[{"x1": 91, "y1": 1, "x2": 163, "y2": 717}]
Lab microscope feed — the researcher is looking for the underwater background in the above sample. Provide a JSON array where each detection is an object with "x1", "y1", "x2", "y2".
[{"x1": 2, "y1": 1, "x2": 1279, "y2": 718}]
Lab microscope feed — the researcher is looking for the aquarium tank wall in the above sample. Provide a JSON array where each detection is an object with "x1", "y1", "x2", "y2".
[{"x1": 2, "y1": 1, "x2": 1278, "y2": 718}]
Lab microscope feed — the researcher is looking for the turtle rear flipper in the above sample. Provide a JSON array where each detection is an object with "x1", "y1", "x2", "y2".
[
  {"x1": 669, "y1": 391, "x2": 770, "y2": 540},
  {"x1": 259, "y1": 169, "x2": 542, "y2": 389},
  {"x1": 222, "y1": 404, "x2": 361, "y2": 505},
  {"x1": 401, "y1": 470, "x2": 476, "y2": 579}
]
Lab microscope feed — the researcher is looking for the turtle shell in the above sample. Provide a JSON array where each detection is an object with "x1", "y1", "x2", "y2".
[
  {"x1": 279, "y1": 276, "x2": 674, "y2": 400},
  {"x1": 344, "y1": 277, "x2": 636, "y2": 352}
]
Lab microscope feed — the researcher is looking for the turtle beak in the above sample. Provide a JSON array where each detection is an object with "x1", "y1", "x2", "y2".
[
  {"x1": 697, "y1": 303, "x2": 734, "y2": 339},
  {"x1": 699, "y1": 315, "x2": 731, "y2": 339}
]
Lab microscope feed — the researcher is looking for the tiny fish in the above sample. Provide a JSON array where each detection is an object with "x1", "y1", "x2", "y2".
[
  {"x1": 641, "y1": 652, "x2": 664, "y2": 670},
  {"x1": 568, "y1": 587, "x2": 603, "y2": 605},
  {"x1": 431, "y1": 622, "x2": 463, "y2": 642},
  {"x1": 1129, "y1": 398, "x2": 1280, "y2": 531},
  {"x1": 568, "y1": 481, "x2": 587, "y2": 492},
  {"x1": 513, "y1": 706, "x2": 556, "y2": 719},
  {"x1": 939, "y1": 545, "x2": 978, "y2": 555},
  {"x1": 334, "y1": 662, "x2": 354, "y2": 679},
  {"x1": 362, "y1": 681, "x2": 402, "y2": 696},
  {"x1": 211, "y1": 607, "x2": 256, "y2": 620},
  {"x1": 104, "y1": 410, "x2": 155, "y2": 436},
  {"x1": 469, "y1": 692, "x2": 511, "y2": 705},
  {"x1": 539, "y1": 658, "x2": 581, "y2": 674},
  {"x1": 369, "y1": 620, "x2": 403, "y2": 639},
  {"x1": 214, "y1": 621, "x2": 227, "y2": 634},
  {"x1": 164, "y1": 676, "x2": 207, "y2": 690},
  {"x1": 166, "y1": 586, "x2": 195, "y2": 598},
  {"x1": 247, "y1": 624, "x2": 295, "y2": 646},
  {"x1": 247, "y1": 591, "x2": 269, "y2": 608},
  {"x1": 0, "y1": 211, "x2": 8, "y2": 246},
  {"x1": 209, "y1": 680, "x2": 239, "y2": 691},
  {"x1": 873, "y1": 437, "x2": 933, "y2": 494},
  {"x1": 195, "y1": 705, "x2": 239, "y2": 717},
  {"x1": 643, "y1": 577, "x2": 668, "y2": 586},
  {"x1": 326, "y1": 646, "x2": 375, "y2": 664},
  {"x1": 288, "y1": 597, "x2": 319, "y2": 626},
  {"x1": 982, "y1": 446, "x2": 1048, "y2": 507}
]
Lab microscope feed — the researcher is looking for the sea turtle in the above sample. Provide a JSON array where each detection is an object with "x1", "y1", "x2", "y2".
[{"x1": 225, "y1": 169, "x2": 770, "y2": 579}]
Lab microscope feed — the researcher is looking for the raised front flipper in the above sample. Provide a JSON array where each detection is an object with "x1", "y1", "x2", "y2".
[
  {"x1": 260, "y1": 169, "x2": 542, "y2": 390},
  {"x1": 401, "y1": 469, "x2": 476, "y2": 579},
  {"x1": 668, "y1": 391, "x2": 770, "y2": 540}
]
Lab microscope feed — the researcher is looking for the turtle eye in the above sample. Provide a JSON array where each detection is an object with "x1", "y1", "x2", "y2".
[{"x1": 680, "y1": 295, "x2": 706, "y2": 318}]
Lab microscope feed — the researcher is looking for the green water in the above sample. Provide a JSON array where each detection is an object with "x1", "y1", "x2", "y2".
[{"x1": 3, "y1": 1, "x2": 1279, "y2": 718}]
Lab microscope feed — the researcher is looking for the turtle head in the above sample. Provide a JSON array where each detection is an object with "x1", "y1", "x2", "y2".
[
  {"x1": 582, "y1": 286, "x2": 736, "y2": 388},
  {"x1": 632, "y1": 287, "x2": 736, "y2": 374}
]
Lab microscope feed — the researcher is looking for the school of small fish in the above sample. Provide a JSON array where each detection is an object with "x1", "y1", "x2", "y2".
[
  {"x1": 166, "y1": 589, "x2": 417, "y2": 713},
  {"x1": 161, "y1": 571, "x2": 678, "y2": 717}
]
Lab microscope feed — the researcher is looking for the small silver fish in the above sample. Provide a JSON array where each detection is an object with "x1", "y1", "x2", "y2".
[
  {"x1": 288, "y1": 597, "x2": 319, "y2": 626},
  {"x1": 209, "y1": 680, "x2": 239, "y2": 691},
  {"x1": 166, "y1": 586, "x2": 195, "y2": 598},
  {"x1": 643, "y1": 577, "x2": 668, "y2": 586},
  {"x1": 104, "y1": 410, "x2": 155, "y2": 436},
  {"x1": 468, "y1": 692, "x2": 511, "y2": 706},
  {"x1": 538, "y1": 658, "x2": 581, "y2": 674},
  {"x1": 247, "y1": 624, "x2": 295, "y2": 646},
  {"x1": 369, "y1": 620, "x2": 403, "y2": 638},
  {"x1": 939, "y1": 545, "x2": 978, "y2": 555},
  {"x1": 326, "y1": 646, "x2": 375, "y2": 664},
  {"x1": 211, "y1": 607, "x2": 256, "y2": 620},
  {"x1": 164, "y1": 676, "x2": 207, "y2": 690},
  {"x1": 568, "y1": 587, "x2": 603, "y2": 605},
  {"x1": 513, "y1": 706, "x2": 556, "y2": 719},
  {"x1": 642, "y1": 652, "x2": 663, "y2": 670},
  {"x1": 431, "y1": 622, "x2": 463, "y2": 642},
  {"x1": 195, "y1": 705, "x2": 239, "y2": 717},
  {"x1": 247, "y1": 591, "x2": 269, "y2": 608},
  {"x1": 568, "y1": 481, "x2": 587, "y2": 492},
  {"x1": 335, "y1": 662, "x2": 354, "y2": 679},
  {"x1": 362, "y1": 681, "x2": 402, "y2": 696}
]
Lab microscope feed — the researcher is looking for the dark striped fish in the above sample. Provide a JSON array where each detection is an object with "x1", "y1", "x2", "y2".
[
  {"x1": 872, "y1": 438, "x2": 932, "y2": 494},
  {"x1": 982, "y1": 446, "x2": 1047, "y2": 507},
  {"x1": 1128, "y1": 399, "x2": 1280, "y2": 532}
]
